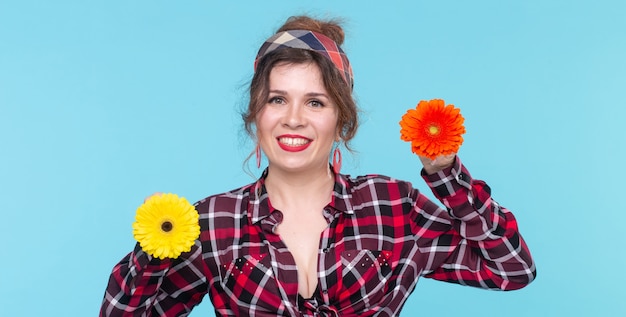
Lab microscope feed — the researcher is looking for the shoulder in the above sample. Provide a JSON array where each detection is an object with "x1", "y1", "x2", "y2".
[
  {"x1": 339, "y1": 173, "x2": 416, "y2": 201},
  {"x1": 342, "y1": 173, "x2": 412, "y2": 190},
  {"x1": 193, "y1": 182, "x2": 255, "y2": 214}
]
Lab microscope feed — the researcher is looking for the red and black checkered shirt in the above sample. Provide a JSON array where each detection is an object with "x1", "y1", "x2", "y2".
[{"x1": 100, "y1": 158, "x2": 536, "y2": 316}]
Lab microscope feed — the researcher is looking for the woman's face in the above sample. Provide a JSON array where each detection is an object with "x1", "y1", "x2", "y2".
[{"x1": 256, "y1": 62, "x2": 339, "y2": 174}]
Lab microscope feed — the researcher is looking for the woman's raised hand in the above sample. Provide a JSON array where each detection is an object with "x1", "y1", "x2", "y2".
[{"x1": 418, "y1": 154, "x2": 456, "y2": 175}]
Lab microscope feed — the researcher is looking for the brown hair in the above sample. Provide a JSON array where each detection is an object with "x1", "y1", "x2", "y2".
[{"x1": 243, "y1": 15, "x2": 359, "y2": 149}]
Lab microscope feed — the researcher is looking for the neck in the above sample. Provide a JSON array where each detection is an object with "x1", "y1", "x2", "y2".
[{"x1": 265, "y1": 164, "x2": 334, "y2": 210}]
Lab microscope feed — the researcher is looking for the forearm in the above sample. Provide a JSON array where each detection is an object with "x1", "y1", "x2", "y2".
[
  {"x1": 99, "y1": 242, "x2": 207, "y2": 316},
  {"x1": 422, "y1": 157, "x2": 536, "y2": 289},
  {"x1": 100, "y1": 244, "x2": 171, "y2": 316}
]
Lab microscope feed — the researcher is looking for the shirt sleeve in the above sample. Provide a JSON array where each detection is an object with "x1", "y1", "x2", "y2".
[
  {"x1": 414, "y1": 156, "x2": 536, "y2": 290},
  {"x1": 99, "y1": 241, "x2": 208, "y2": 316}
]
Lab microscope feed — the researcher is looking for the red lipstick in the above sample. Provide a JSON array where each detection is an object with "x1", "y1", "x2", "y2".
[{"x1": 277, "y1": 134, "x2": 312, "y2": 152}]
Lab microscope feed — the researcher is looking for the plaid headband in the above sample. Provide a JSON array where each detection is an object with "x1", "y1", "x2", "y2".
[{"x1": 254, "y1": 30, "x2": 354, "y2": 89}]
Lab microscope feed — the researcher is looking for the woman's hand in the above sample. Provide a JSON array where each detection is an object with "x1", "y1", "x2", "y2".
[{"x1": 419, "y1": 154, "x2": 456, "y2": 175}]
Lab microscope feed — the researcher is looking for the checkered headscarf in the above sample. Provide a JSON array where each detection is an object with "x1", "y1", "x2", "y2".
[{"x1": 254, "y1": 30, "x2": 354, "y2": 89}]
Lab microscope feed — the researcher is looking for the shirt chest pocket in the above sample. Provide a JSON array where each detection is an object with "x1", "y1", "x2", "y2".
[
  {"x1": 339, "y1": 249, "x2": 393, "y2": 305},
  {"x1": 220, "y1": 253, "x2": 285, "y2": 311}
]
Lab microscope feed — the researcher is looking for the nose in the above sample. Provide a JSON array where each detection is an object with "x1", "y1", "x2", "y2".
[{"x1": 282, "y1": 104, "x2": 305, "y2": 129}]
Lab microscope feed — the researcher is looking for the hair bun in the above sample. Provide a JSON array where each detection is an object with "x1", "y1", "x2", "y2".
[{"x1": 277, "y1": 15, "x2": 345, "y2": 46}]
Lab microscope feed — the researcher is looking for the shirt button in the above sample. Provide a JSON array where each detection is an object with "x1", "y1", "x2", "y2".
[{"x1": 323, "y1": 248, "x2": 330, "y2": 253}]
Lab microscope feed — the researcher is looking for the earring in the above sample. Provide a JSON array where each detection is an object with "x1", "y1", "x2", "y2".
[
  {"x1": 332, "y1": 146, "x2": 342, "y2": 174},
  {"x1": 256, "y1": 144, "x2": 261, "y2": 168}
]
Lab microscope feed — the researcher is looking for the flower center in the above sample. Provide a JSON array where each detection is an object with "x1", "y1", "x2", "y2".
[
  {"x1": 161, "y1": 221, "x2": 173, "y2": 232},
  {"x1": 427, "y1": 124, "x2": 440, "y2": 136}
]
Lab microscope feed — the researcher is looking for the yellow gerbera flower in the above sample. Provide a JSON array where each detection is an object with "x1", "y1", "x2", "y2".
[{"x1": 132, "y1": 193, "x2": 200, "y2": 260}]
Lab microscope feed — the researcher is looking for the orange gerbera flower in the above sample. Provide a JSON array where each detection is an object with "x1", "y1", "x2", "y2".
[{"x1": 399, "y1": 99, "x2": 466, "y2": 159}]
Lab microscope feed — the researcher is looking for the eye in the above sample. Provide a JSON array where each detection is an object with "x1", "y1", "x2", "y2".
[
  {"x1": 308, "y1": 100, "x2": 325, "y2": 108},
  {"x1": 268, "y1": 96, "x2": 285, "y2": 105}
]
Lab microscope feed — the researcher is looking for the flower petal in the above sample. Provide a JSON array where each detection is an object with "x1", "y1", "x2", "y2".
[
  {"x1": 399, "y1": 99, "x2": 466, "y2": 159},
  {"x1": 132, "y1": 193, "x2": 200, "y2": 259}
]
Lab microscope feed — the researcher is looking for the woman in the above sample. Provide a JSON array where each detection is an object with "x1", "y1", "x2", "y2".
[{"x1": 100, "y1": 15, "x2": 536, "y2": 317}]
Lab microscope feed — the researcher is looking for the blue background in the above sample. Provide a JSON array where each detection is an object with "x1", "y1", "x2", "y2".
[{"x1": 1, "y1": 1, "x2": 624, "y2": 316}]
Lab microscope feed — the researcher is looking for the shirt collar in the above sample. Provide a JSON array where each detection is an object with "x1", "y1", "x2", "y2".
[
  {"x1": 330, "y1": 171, "x2": 355, "y2": 215},
  {"x1": 247, "y1": 167, "x2": 355, "y2": 225}
]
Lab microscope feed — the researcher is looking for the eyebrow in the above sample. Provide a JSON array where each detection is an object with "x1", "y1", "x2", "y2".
[{"x1": 269, "y1": 90, "x2": 329, "y2": 98}]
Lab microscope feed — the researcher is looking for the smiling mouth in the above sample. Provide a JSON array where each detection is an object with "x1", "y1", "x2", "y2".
[
  {"x1": 278, "y1": 137, "x2": 311, "y2": 146},
  {"x1": 277, "y1": 136, "x2": 312, "y2": 152}
]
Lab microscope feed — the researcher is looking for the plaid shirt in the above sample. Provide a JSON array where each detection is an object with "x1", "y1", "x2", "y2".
[{"x1": 100, "y1": 158, "x2": 536, "y2": 316}]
